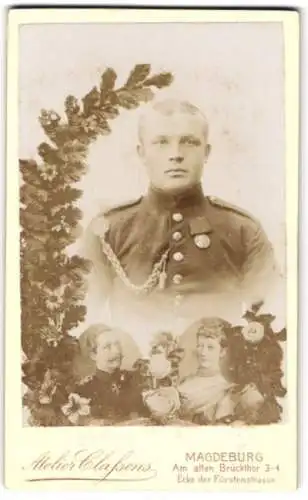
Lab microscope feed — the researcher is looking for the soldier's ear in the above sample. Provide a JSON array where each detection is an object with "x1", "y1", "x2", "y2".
[
  {"x1": 137, "y1": 143, "x2": 144, "y2": 159},
  {"x1": 204, "y1": 143, "x2": 211, "y2": 162}
]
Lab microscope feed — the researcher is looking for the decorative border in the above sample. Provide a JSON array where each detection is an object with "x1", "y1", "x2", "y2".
[{"x1": 20, "y1": 64, "x2": 173, "y2": 425}]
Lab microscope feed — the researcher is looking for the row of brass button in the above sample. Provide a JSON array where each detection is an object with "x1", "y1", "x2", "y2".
[{"x1": 171, "y1": 213, "x2": 184, "y2": 287}]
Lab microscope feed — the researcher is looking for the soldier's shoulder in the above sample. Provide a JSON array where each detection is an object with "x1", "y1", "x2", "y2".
[
  {"x1": 88, "y1": 197, "x2": 142, "y2": 237},
  {"x1": 207, "y1": 196, "x2": 258, "y2": 223},
  {"x1": 104, "y1": 197, "x2": 143, "y2": 217}
]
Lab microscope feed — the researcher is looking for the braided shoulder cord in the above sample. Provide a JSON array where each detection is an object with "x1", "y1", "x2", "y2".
[{"x1": 100, "y1": 237, "x2": 169, "y2": 295}]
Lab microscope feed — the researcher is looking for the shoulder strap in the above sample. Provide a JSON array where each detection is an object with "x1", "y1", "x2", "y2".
[
  {"x1": 89, "y1": 197, "x2": 142, "y2": 238},
  {"x1": 207, "y1": 196, "x2": 255, "y2": 220},
  {"x1": 104, "y1": 197, "x2": 143, "y2": 216}
]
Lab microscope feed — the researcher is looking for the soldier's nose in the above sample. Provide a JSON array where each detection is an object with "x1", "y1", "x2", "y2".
[{"x1": 169, "y1": 155, "x2": 184, "y2": 164}]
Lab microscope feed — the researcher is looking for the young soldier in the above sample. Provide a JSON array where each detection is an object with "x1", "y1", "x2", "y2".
[{"x1": 82, "y1": 99, "x2": 280, "y2": 331}]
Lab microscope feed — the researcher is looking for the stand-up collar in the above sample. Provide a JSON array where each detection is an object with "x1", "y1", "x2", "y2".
[
  {"x1": 95, "y1": 368, "x2": 122, "y2": 381},
  {"x1": 146, "y1": 183, "x2": 205, "y2": 212}
]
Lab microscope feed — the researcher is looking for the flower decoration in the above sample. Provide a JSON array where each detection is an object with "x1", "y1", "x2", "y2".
[
  {"x1": 61, "y1": 393, "x2": 91, "y2": 424},
  {"x1": 50, "y1": 202, "x2": 71, "y2": 216},
  {"x1": 20, "y1": 65, "x2": 175, "y2": 425},
  {"x1": 150, "y1": 333, "x2": 184, "y2": 381},
  {"x1": 51, "y1": 215, "x2": 71, "y2": 234},
  {"x1": 143, "y1": 386, "x2": 181, "y2": 424},
  {"x1": 38, "y1": 164, "x2": 58, "y2": 182},
  {"x1": 46, "y1": 333, "x2": 64, "y2": 348},
  {"x1": 82, "y1": 115, "x2": 98, "y2": 133},
  {"x1": 133, "y1": 332, "x2": 185, "y2": 393},
  {"x1": 224, "y1": 300, "x2": 287, "y2": 423},
  {"x1": 45, "y1": 287, "x2": 65, "y2": 311},
  {"x1": 149, "y1": 353, "x2": 172, "y2": 380},
  {"x1": 64, "y1": 95, "x2": 80, "y2": 114},
  {"x1": 150, "y1": 331, "x2": 178, "y2": 357},
  {"x1": 39, "y1": 109, "x2": 61, "y2": 127},
  {"x1": 241, "y1": 321, "x2": 265, "y2": 344}
]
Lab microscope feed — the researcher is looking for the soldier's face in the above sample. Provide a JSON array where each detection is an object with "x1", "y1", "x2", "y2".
[
  {"x1": 92, "y1": 332, "x2": 123, "y2": 373},
  {"x1": 138, "y1": 112, "x2": 211, "y2": 192},
  {"x1": 196, "y1": 336, "x2": 224, "y2": 372}
]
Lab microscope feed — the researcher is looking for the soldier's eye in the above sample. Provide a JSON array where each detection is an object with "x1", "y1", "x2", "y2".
[
  {"x1": 153, "y1": 137, "x2": 168, "y2": 145},
  {"x1": 181, "y1": 137, "x2": 200, "y2": 146}
]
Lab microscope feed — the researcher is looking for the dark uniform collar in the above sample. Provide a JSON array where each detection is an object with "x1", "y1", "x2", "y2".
[
  {"x1": 95, "y1": 368, "x2": 122, "y2": 381},
  {"x1": 144, "y1": 183, "x2": 213, "y2": 234},
  {"x1": 146, "y1": 183, "x2": 205, "y2": 212}
]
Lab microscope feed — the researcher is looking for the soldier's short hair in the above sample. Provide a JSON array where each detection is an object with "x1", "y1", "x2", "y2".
[
  {"x1": 138, "y1": 98, "x2": 209, "y2": 142},
  {"x1": 79, "y1": 324, "x2": 120, "y2": 357},
  {"x1": 195, "y1": 317, "x2": 231, "y2": 348}
]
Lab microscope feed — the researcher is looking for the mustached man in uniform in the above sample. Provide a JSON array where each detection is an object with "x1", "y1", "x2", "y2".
[{"x1": 81, "y1": 99, "x2": 282, "y2": 340}]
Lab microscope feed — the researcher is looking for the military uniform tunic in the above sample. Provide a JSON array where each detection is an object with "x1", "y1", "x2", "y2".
[
  {"x1": 81, "y1": 184, "x2": 280, "y2": 335},
  {"x1": 75, "y1": 368, "x2": 148, "y2": 423}
]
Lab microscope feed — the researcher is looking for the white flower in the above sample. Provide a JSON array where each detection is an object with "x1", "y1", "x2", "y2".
[
  {"x1": 49, "y1": 111, "x2": 60, "y2": 122},
  {"x1": 39, "y1": 164, "x2": 57, "y2": 182},
  {"x1": 61, "y1": 393, "x2": 91, "y2": 424},
  {"x1": 40, "y1": 110, "x2": 60, "y2": 126},
  {"x1": 45, "y1": 289, "x2": 64, "y2": 311},
  {"x1": 51, "y1": 215, "x2": 71, "y2": 234},
  {"x1": 149, "y1": 353, "x2": 171, "y2": 379},
  {"x1": 51, "y1": 203, "x2": 70, "y2": 217},
  {"x1": 242, "y1": 322, "x2": 265, "y2": 344}
]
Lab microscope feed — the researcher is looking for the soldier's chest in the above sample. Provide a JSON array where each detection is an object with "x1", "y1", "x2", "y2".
[{"x1": 107, "y1": 213, "x2": 244, "y2": 286}]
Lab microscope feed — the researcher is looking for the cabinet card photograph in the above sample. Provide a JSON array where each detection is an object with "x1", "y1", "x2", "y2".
[{"x1": 5, "y1": 7, "x2": 299, "y2": 491}]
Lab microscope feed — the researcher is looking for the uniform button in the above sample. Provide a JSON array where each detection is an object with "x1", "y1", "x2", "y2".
[
  {"x1": 172, "y1": 231, "x2": 182, "y2": 241},
  {"x1": 172, "y1": 213, "x2": 183, "y2": 222},
  {"x1": 173, "y1": 252, "x2": 184, "y2": 262},
  {"x1": 172, "y1": 274, "x2": 183, "y2": 285}
]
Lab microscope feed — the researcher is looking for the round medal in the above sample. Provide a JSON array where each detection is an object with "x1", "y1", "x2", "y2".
[{"x1": 194, "y1": 234, "x2": 211, "y2": 249}]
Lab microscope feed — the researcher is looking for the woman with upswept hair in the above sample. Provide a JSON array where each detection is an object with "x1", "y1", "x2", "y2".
[{"x1": 177, "y1": 317, "x2": 265, "y2": 425}]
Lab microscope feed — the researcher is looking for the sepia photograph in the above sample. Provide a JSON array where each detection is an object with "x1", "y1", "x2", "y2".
[{"x1": 19, "y1": 19, "x2": 288, "y2": 430}]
